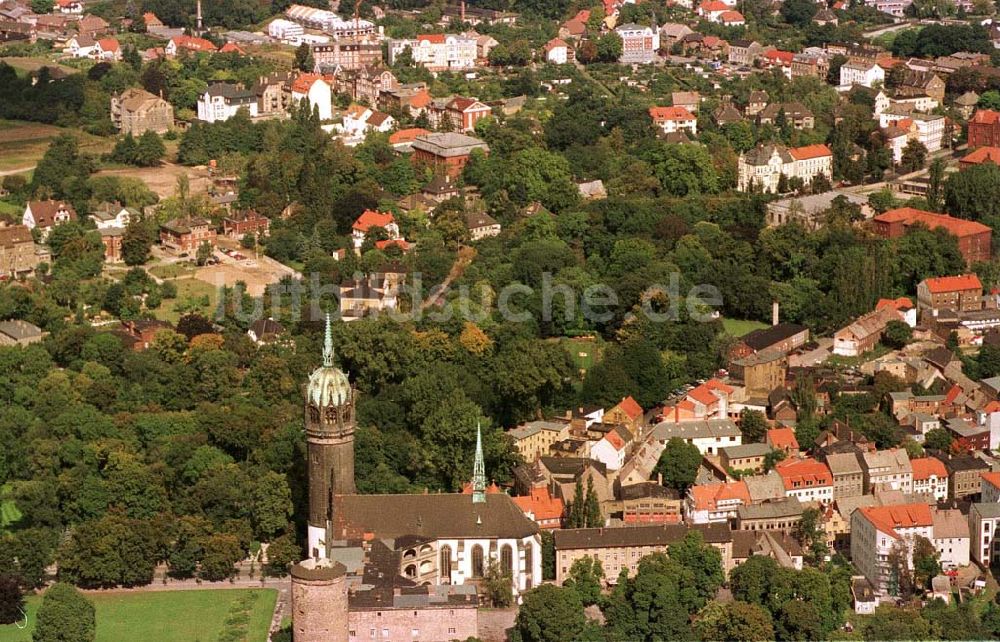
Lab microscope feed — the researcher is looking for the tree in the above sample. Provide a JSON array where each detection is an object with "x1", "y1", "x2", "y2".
[
  {"x1": 882, "y1": 320, "x2": 913, "y2": 349},
  {"x1": 739, "y1": 409, "x2": 767, "y2": 443},
  {"x1": 900, "y1": 140, "x2": 928, "y2": 173},
  {"x1": 730, "y1": 555, "x2": 779, "y2": 606},
  {"x1": 776, "y1": 600, "x2": 823, "y2": 641},
  {"x1": 294, "y1": 42, "x2": 314, "y2": 71},
  {"x1": 668, "y1": 530, "x2": 724, "y2": 601},
  {"x1": 30, "y1": 0, "x2": 52, "y2": 13},
  {"x1": 196, "y1": 240, "x2": 213, "y2": 266},
  {"x1": 655, "y1": 437, "x2": 702, "y2": 492},
  {"x1": 795, "y1": 507, "x2": 828, "y2": 564},
  {"x1": 121, "y1": 219, "x2": 154, "y2": 266},
  {"x1": 583, "y1": 477, "x2": 602, "y2": 528},
  {"x1": 33, "y1": 583, "x2": 95, "y2": 642},
  {"x1": 927, "y1": 157, "x2": 945, "y2": 211},
  {"x1": 781, "y1": 0, "x2": 818, "y2": 26},
  {"x1": 945, "y1": 162, "x2": 1000, "y2": 221},
  {"x1": 912, "y1": 535, "x2": 941, "y2": 590},
  {"x1": 563, "y1": 557, "x2": 603, "y2": 606},
  {"x1": 979, "y1": 343, "x2": 1000, "y2": 379},
  {"x1": 541, "y1": 531, "x2": 555, "y2": 581},
  {"x1": 515, "y1": 585, "x2": 586, "y2": 642},
  {"x1": 135, "y1": 131, "x2": 166, "y2": 166},
  {"x1": 198, "y1": 533, "x2": 242, "y2": 581},
  {"x1": 0, "y1": 574, "x2": 23, "y2": 625},
  {"x1": 694, "y1": 600, "x2": 775, "y2": 642},
  {"x1": 863, "y1": 604, "x2": 934, "y2": 640},
  {"x1": 925, "y1": 428, "x2": 954, "y2": 452},
  {"x1": 483, "y1": 560, "x2": 514, "y2": 608},
  {"x1": 595, "y1": 33, "x2": 623, "y2": 63},
  {"x1": 264, "y1": 533, "x2": 299, "y2": 577}
]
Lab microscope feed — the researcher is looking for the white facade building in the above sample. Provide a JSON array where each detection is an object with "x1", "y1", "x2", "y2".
[
  {"x1": 197, "y1": 84, "x2": 258, "y2": 123},
  {"x1": 387, "y1": 35, "x2": 477, "y2": 71},
  {"x1": 840, "y1": 61, "x2": 885, "y2": 88},
  {"x1": 851, "y1": 504, "x2": 934, "y2": 595},
  {"x1": 737, "y1": 144, "x2": 833, "y2": 193}
]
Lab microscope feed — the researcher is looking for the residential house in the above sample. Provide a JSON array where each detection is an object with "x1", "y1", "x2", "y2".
[
  {"x1": 410, "y1": 132, "x2": 489, "y2": 180},
  {"x1": 0, "y1": 320, "x2": 43, "y2": 346},
  {"x1": 247, "y1": 317, "x2": 285, "y2": 345},
  {"x1": 916, "y1": 274, "x2": 983, "y2": 314},
  {"x1": 933, "y1": 508, "x2": 970, "y2": 570},
  {"x1": 590, "y1": 427, "x2": 633, "y2": 471},
  {"x1": 663, "y1": 379, "x2": 735, "y2": 422},
  {"x1": 166, "y1": 35, "x2": 217, "y2": 56},
  {"x1": 686, "y1": 481, "x2": 751, "y2": 524},
  {"x1": 648, "y1": 419, "x2": 741, "y2": 456},
  {"x1": 935, "y1": 452, "x2": 989, "y2": 501},
  {"x1": 616, "y1": 23, "x2": 659, "y2": 64},
  {"x1": 339, "y1": 274, "x2": 404, "y2": 320},
  {"x1": 64, "y1": 34, "x2": 97, "y2": 58},
  {"x1": 671, "y1": 91, "x2": 700, "y2": 114},
  {"x1": 290, "y1": 73, "x2": 331, "y2": 121},
  {"x1": 968, "y1": 109, "x2": 1000, "y2": 149},
  {"x1": 197, "y1": 83, "x2": 258, "y2": 122},
  {"x1": 736, "y1": 497, "x2": 803, "y2": 532},
  {"x1": 761, "y1": 49, "x2": 795, "y2": 78},
  {"x1": 745, "y1": 90, "x2": 769, "y2": 116},
  {"x1": 765, "y1": 190, "x2": 872, "y2": 230},
  {"x1": 758, "y1": 102, "x2": 814, "y2": 130},
  {"x1": 730, "y1": 530, "x2": 804, "y2": 571},
  {"x1": 0, "y1": 224, "x2": 38, "y2": 278},
  {"x1": 791, "y1": 51, "x2": 829, "y2": 79},
  {"x1": 873, "y1": 209, "x2": 990, "y2": 267},
  {"x1": 959, "y1": 146, "x2": 1000, "y2": 171},
  {"x1": 222, "y1": 210, "x2": 269, "y2": 240},
  {"x1": 713, "y1": 103, "x2": 743, "y2": 127},
  {"x1": 90, "y1": 203, "x2": 133, "y2": 231},
  {"x1": 76, "y1": 14, "x2": 109, "y2": 38},
  {"x1": 618, "y1": 483, "x2": 682, "y2": 525},
  {"x1": 111, "y1": 88, "x2": 173, "y2": 135},
  {"x1": 766, "y1": 428, "x2": 799, "y2": 455},
  {"x1": 386, "y1": 34, "x2": 477, "y2": 71},
  {"x1": 954, "y1": 91, "x2": 979, "y2": 119},
  {"x1": 311, "y1": 40, "x2": 382, "y2": 72},
  {"x1": 970, "y1": 502, "x2": 1000, "y2": 566},
  {"x1": 737, "y1": 143, "x2": 833, "y2": 193},
  {"x1": 351, "y1": 210, "x2": 400, "y2": 251},
  {"x1": 728, "y1": 39, "x2": 763, "y2": 66},
  {"x1": 512, "y1": 487, "x2": 564, "y2": 530},
  {"x1": 981, "y1": 471, "x2": 1000, "y2": 503},
  {"x1": 437, "y1": 97, "x2": 491, "y2": 133},
  {"x1": 774, "y1": 458, "x2": 833, "y2": 504},
  {"x1": 544, "y1": 38, "x2": 571, "y2": 64},
  {"x1": 898, "y1": 70, "x2": 945, "y2": 102},
  {"x1": 825, "y1": 452, "x2": 864, "y2": 500},
  {"x1": 832, "y1": 306, "x2": 903, "y2": 357},
  {"x1": 159, "y1": 217, "x2": 216, "y2": 255},
  {"x1": 22, "y1": 200, "x2": 76, "y2": 240},
  {"x1": 648, "y1": 106, "x2": 696, "y2": 136},
  {"x1": 464, "y1": 211, "x2": 500, "y2": 241},
  {"x1": 552, "y1": 523, "x2": 732, "y2": 584},
  {"x1": 56, "y1": 0, "x2": 81, "y2": 13},
  {"x1": 910, "y1": 457, "x2": 948, "y2": 503},
  {"x1": 508, "y1": 421, "x2": 571, "y2": 460},
  {"x1": 660, "y1": 22, "x2": 694, "y2": 50},
  {"x1": 861, "y1": 449, "x2": 913, "y2": 494},
  {"x1": 720, "y1": 443, "x2": 772, "y2": 474},
  {"x1": 558, "y1": 10, "x2": 589, "y2": 40},
  {"x1": 851, "y1": 503, "x2": 934, "y2": 594},
  {"x1": 840, "y1": 60, "x2": 885, "y2": 88}
]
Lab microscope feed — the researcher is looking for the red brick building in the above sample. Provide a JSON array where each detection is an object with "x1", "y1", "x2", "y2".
[
  {"x1": 222, "y1": 210, "x2": 270, "y2": 239},
  {"x1": 410, "y1": 132, "x2": 489, "y2": 179},
  {"x1": 968, "y1": 109, "x2": 1000, "y2": 149},
  {"x1": 160, "y1": 217, "x2": 216, "y2": 254},
  {"x1": 959, "y1": 145, "x2": 1000, "y2": 170},
  {"x1": 916, "y1": 273, "x2": 983, "y2": 312},
  {"x1": 99, "y1": 227, "x2": 123, "y2": 263},
  {"x1": 871, "y1": 207, "x2": 991, "y2": 266}
]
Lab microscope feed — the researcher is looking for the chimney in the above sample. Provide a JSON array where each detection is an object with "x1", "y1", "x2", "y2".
[
  {"x1": 772, "y1": 301, "x2": 780, "y2": 326},
  {"x1": 196, "y1": 0, "x2": 202, "y2": 30},
  {"x1": 461, "y1": 0, "x2": 466, "y2": 22}
]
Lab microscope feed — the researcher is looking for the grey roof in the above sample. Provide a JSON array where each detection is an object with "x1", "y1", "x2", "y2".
[
  {"x1": 933, "y1": 508, "x2": 969, "y2": 539},
  {"x1": 945, "y1": 417, "x2": 987, "y2": 437},
  {"x1": 835, "y1": 494, "x2": 878, "y2": 518},
  {"x1": 721, "y1": 442, "x2": 772, "y2": 460},
  {"x1": 0, "y1": 319, "x2": 42, "y2": 340},
  {"x1": 862, "y1": 449, "x2": 912, "y2": 474},
  {"x1": 508, "y1": 420, "x2": 567, "y2": 440},
  {"x1": 744, "y1": 143, "x2": 794, "y2": 166},
  {"x1": 205, "y1": 82, "x2": 255, "y2": 102},
  {"x1": 650, "y1": 419, "x2": 741, "y2": 441},
  {"x1": 743, "y1": 472, "x2": 786, "y2": 503},
  {"x1": 826, "y1": 452, "x2": 862, "y2": 476},
  {"x1": 553, "y1": 523, "x2": 731, "y2": 550},
  {"x1": 973, "y1": 502, "x2": 1000, "y2": 519},
  {"x1": 736, "y1": 497, "x2": 803, "y2": 520},
  {"x1": 410, "y1": 132, "x2": 489, "y2": 157}
]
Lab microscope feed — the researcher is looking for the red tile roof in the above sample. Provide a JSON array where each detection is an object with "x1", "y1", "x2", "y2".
[
  {"x1": 512, "y1": 487, "x2": 564, "y2": 523},
  {"x1": 291, "y1": 73, "x2": 324, "y2": 94},
  {"x1": 219, "y1": 42, "x2": 245, "y2": 55},
  {"x1": 604, "y1": 430, "x2": 626, "y2": 451},
  {"x1": 720, "y1": 10, "x2": 745, "y2": 22},
  {"x1": 945, "y1": 384, "x2": 962, "y2": 406},
  {"x1": 875, "y1": 207, "x2": 992, "y2": 239},
  {"x1": 961, "y1": 146, "x2": 1000, "y2": 166},
  {"x1": 767, "y1": 427, "x2": 799, "y2": 451},
  {"x1": 972, "y1": 109, "x2": 1000, "y2": 125},
  {"x1": 649, "y1": 106, "x2": 696, "y2": 122},
  {"x1": 689, "y1": 481, "x2": 750, "y2": 511},
  {"x1": 763, "y1": 49, "x2": 794, "y2": 65},
  {"x1": 375, "y1": 238, "x2": 411, "y2": 251},
  {"x1": 982, "y1": 471, "x2": 1000, "y2": 489},
  {"x1": 615, "y1": 396, "x2": 643, "y2": 421},
  {"x1": 789, "y1": 143, "x2": 833, "y2": 160},
  {"x1": 857, "y1": 503, "x2": 932, "y2": 539},
  {"x1": 449, "y1": 97, "x2": 486, "y2": 112},
  {"x1": 353, "y1": 209, "x2": 395, "y2": 232},
  {"x1": 699, "y1": 1, "x2": 730, "y2": 11},
  {"x1": 775, "y1": 458, "x2": 832, "y2": 490},
  {"x1": 171, "y1": 35, "x2": 216, "y2": 52},
  {"x1": 417, "y1": 34, "x2": 446, "y2": 44},
  {"x1": 984, "y1": 400, "x2": 1000, "y2": 413},
  {"x1": 545, "y1": 38, "x2": 568, "y2": 51},
  {"x1": 389, "y1": 128, "x2": 430, "y2": 145},
  {"x1": 911, "y1": 457, "x2": 947, "y2": 481},
  {"x1": 876, "y1": 297, "x2": 913, "y2": 311},
  {"x1": 922, "y1": 273, "x2": 982, "y2": 294},
  {"x1": 97, "y1": 37, "x2": 119, "y2": 52}
]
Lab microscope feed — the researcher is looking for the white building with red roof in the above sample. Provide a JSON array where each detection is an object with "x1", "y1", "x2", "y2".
[
  {"x1": 649, "y1": 106, "x2": 697, "y2": 136},
  {"x1": 512, "y1": 487, "x2": 564, "y2": 529},
  {"x1": 737, "y1": 143, "x2": 833, "y2": 192},
  {"x1": 386, "y1": 34, "x2": 477, "y2": 71},
  {"x1": 911, "y1": 457, "x2": 948, "y2": 502},
  {"x1": 352, "y1": 210, "x2": 400, "y2": 251},
  {"x1": 95, "y1": 38, "x2": 121, "y2": 61},
  {"x1": 982, "y1": 471, "x2": 1000, "y2": 503},
  {"x1": 718, "y1": 10, "x2": 745, "y2": 25},
  {"x1": 876, "y1": 297, "x2": 916, "y2": 327},
  {"x1": 697, "y1": 1, "x2": 730, "y2": 19},
  {"x1": 166, "y1": 35, "x2": 217, "y2": 56},
  {"x1": 685, "y1": 481, "x2": 750, "y2": 523},
  {"x1": 590, "y1": 429, "x2": 630, "y2": 471},
  {"x1": 290, "y1": 73, "x2": 332, "y2": 120},
  {"x1": 851, "y1": 503, "x2": 935, "y2": 594},
  {"x1": 57, "y1": 0, "x2": 82, "y2": 14},
  {"x1": 774, "y1": 457, "x2": 833, "y2": 503},
  {"x1": 544, "y1": 38, "x2": 571, "y2": 64}
]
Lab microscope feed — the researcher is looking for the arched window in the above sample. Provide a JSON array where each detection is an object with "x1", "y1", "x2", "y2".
[
  {"x1": 501, "y1": 545, "x2": 513, "y2": 577},
  {"x1": 440, "y1": 545, "x2": 452, "y2": 583},
  {"x1": 308, "y1": 406, "x2": 320, "y2": 423},
  {"x1": 404, "y1": 564, "x2": 416, "y2": 578},
  {"x1": 471, "y1": 545, "x2": 484, "y2": 578},
  {"x1": 523, "y1": 543, "x2": 533, "y2": 580}
]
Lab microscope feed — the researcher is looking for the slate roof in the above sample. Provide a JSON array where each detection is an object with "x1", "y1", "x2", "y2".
[{"x1": 553, "y1": 523, "x2": 731, "y2": 550}]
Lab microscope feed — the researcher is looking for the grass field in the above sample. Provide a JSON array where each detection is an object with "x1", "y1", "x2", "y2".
[
  {"x1": 0, "y1": 57, "x2": 77, "y2": 76},
  {"x1": 0, "y1": 483, "x2": 20, "y2": 530},
  {"x1": 0, "y1": 120, "x2": 113, "y2": 173},
  {"x1": 158, "y1": 278, "x2": 221, "y2": 325},
  {"x1": 0, "y1": 589, "x2": 277, "y2": 642},
  {"x1": 561, "y1": 336, "x2": 601, "y2": 374},
  {"x1": 721, "y1": 317, "x2": 768, "y2": 337}
]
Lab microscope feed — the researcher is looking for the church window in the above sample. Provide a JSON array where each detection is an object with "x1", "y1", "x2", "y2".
[
  {"x1": 471, "y1": 545, "x2": 484, "y2": 578},
  {"x1": 326, "y1": 406, "x2": 338, "y2": 422},
  {"x1": 440, "y1": 546, "x2": 452, "y2": 583},
  {"x1": 309, "y1": 406, "x2": 320, "y2": 422},
  {"x1": 524, "y1": 543, "x2": 533, "y2": 577},
  {"x1": 501, "y1": 544, "x2": 513, "y2": 576}
]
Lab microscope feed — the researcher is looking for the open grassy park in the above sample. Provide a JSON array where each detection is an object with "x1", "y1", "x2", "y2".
[
  {"x1": 721, "y1": 317, "x2": 768, "y2": 338},
  {"x1": 0, "y1": 589, "x2": 277, "y2": 642},
  {"x1": 0, "y1": 119, "x2": 113, "y2": 174}
]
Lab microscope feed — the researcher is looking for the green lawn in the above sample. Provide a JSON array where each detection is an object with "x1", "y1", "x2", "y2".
[
  {"x1": 156, "y1": 277, "x2": 221, "y2": 325},
  {"x1": 0, "y1": 119, "x2": 113, "y2": 172},
  {"x1": 721, "y1": 317, "x2": 768, "y2": 337},
  {"x1": 0, "y1": 589, "x2": 277, "y2": 642},
  {"x1": 0, "y1": 483, "x2": 21, "y2": 530},
  {"x1": 562, "y1": 336, "x2": 602, "y2": 374},
  {"x1": 148, "y1": 262, "x2": 197, "y2": 280}
]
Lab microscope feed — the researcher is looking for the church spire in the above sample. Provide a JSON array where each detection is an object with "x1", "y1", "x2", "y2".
[
  {"x1": 472, "y1": 421, "x2": 486, "y2": 504},
  {"x1": 322, "y1": 312, "x2": 333, "y2": 368}
]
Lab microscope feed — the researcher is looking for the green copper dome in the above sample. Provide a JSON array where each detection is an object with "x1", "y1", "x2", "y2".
[{"x1": 306, "y1": 314, "x2": 351, "y2": 408}]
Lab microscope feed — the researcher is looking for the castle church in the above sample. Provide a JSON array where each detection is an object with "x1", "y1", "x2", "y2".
[{"x1": 291, "y1": 317, "x2": 542, "y2": 642}]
